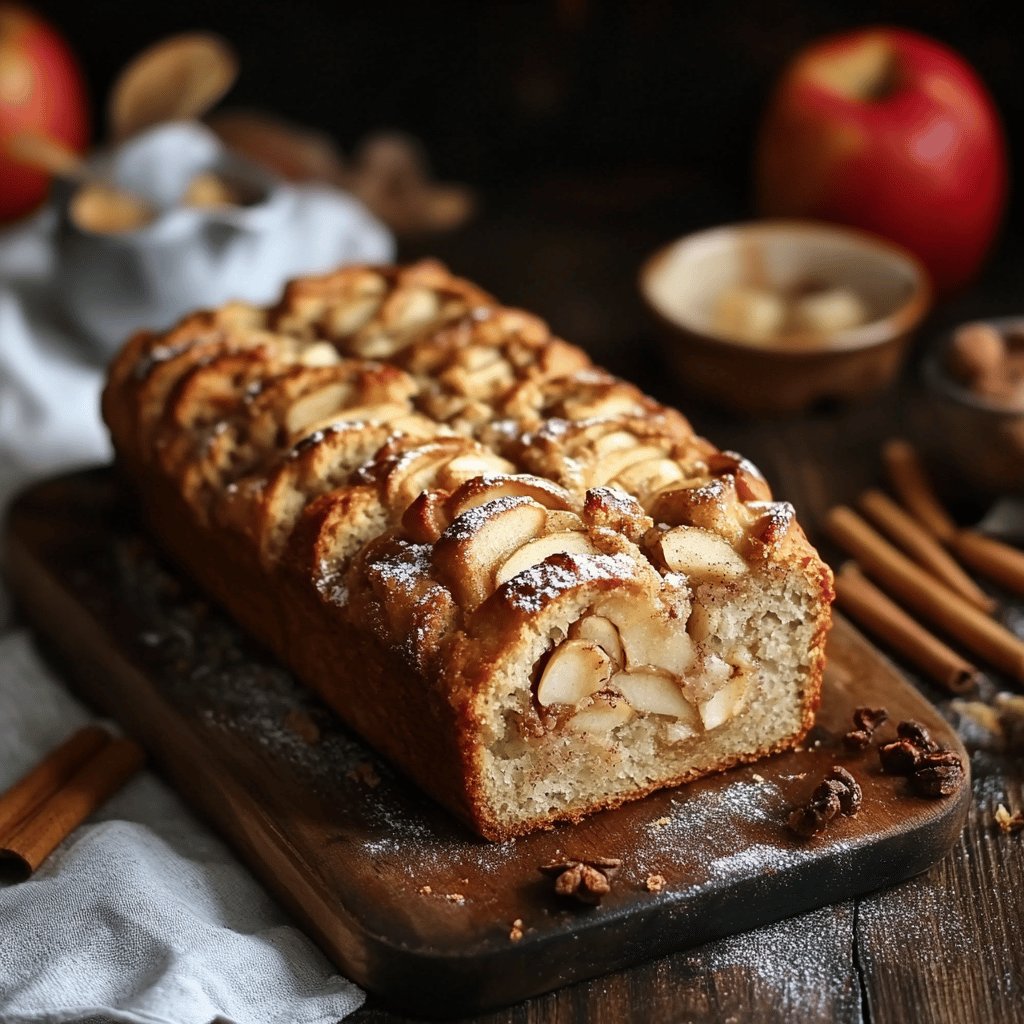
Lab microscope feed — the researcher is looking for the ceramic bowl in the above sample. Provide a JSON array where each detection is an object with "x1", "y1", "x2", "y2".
[
  {"x1": 921, "y1": 318, "x2": 1024, "y2": 496},
  {"x1": 639, "y1": 220, "x2": 931, "y2": 415},
  {"x1": 53, "y1": 122, "x2": 393, "y2": 356}
]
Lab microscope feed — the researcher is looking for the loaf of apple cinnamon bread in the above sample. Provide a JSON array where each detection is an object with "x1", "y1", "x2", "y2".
[{"x1": 102, "y1": 261, "x2": 834, "y2": 840}]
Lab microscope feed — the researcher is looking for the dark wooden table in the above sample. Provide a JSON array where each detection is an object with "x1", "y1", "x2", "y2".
[{"x1": 344, "y1": 176, "x2": 1024, "y2": 1023}]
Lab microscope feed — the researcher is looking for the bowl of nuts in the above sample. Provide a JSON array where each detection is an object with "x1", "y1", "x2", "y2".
[
  {"x1": 922, "y1": 318, "x2": 1024, "y2": 495},
  {"x1": 639, "y1": 220, "x2": 931, "y2": 415}
]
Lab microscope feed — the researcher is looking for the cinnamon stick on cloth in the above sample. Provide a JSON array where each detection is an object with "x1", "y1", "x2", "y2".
[
  {"x1": 0, "y1": 724, "x2": 110, "y2": 847},
  {"x1": 0, "y1": 727, "x2": 145, "y2": 878}
]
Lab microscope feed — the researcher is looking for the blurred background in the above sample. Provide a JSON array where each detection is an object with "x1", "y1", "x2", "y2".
[
  {"x1": 20, "y1": 0, "x2": 1023, "y2": 358},
  {"x1": 28, "y1": 1, "x2": 1024, "y2": 198}
]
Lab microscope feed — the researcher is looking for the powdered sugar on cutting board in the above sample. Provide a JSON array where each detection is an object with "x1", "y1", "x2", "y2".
[{"x1": 628, "y1": 777, "x2": 842, "y2": 883}]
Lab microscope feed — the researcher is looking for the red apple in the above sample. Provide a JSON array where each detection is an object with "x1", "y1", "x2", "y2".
[
  {"x1": 756, "y1": 28, "x2": 1007, "y2": 295},
  {"x1": 0, "y1": 4, "x2": 89, "y2": 222}
]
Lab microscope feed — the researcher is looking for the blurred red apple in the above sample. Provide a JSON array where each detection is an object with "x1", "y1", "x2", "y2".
[
  {"x1": 0, "y1": 4, "x2": 89, "y2": 222},
  {"x1": 756, "y1": 28, "x2": 1007, "y2": 295}
]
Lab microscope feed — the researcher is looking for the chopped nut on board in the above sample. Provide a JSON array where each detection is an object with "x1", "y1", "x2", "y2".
[
  {"x1": 788, "y1": 781, "x2": 842, "y2": 838},
  {"x1": 879, "y1": 719, "x2": 940, "y2": 776},
  {"x1": 283, "y1": 708, "x2": 321, "y2": 745},
  {"x1": 540, "y1": 857, "x2": 622, "y2": 905},
  {"x1": 995, "y1": 804, "x2": 1024, "y2": 834},
  {"x1": 909, "y1": 750, "x2": 965, "y2": 798},
  {"x1": 825, "y1": 766, "x2": 862, "y2": 815},
  {"x1": 844, "y1": 705, "x2": 889, "y2": 750},
  {"x1": 788, "y1": 766, "x2": 863, "y2": 838}
]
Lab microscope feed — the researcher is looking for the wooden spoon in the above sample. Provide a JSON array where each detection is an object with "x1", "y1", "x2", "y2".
[
  {"x1": 6, "y1": 131, "x2": 156, "y2": 233},
  {"x1": 109, "y1": 32, "x2": 239, "y2": 143}
]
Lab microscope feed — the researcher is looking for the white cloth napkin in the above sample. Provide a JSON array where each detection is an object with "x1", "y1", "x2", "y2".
[
  {"x1": 0, "y1": 636, "x2": 364, "y2": 1024},
  {"x1": 0, "y1": 183, "x2": 389, "y2": 1021},
  {"x1": 53, "y1": 123, "x2": 392, "y2": 354}
]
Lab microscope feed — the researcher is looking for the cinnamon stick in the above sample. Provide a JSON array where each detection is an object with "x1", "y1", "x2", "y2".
[
  {"x1": 858, "y1": 489, "x2": 994, "y2": 612},
  {"x1": 883, "y1": 438, "x2": 1024, "y2": 598},
  {"x1": 835, "y1": 563, "x2": 978, "y2": 693},
  {"x1": 951, "y1": 530, "x2": 1024, "y2": 598},
  {"x1": 0, "y1": 736, "x2": 144, "y2": 877},
  {"x1": 825, "y1": 506, "x2": 1024, "y2": 682},
  {"x1": 882, "y1": 439, "x2": 957, "y2": 543},
  {"x1": 0, "y1": 725, "x2": 111, "y2": 844}
]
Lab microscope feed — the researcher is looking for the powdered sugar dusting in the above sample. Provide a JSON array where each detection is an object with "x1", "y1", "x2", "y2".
[
  {"x1": 586, "y1": 485, "x2": 645, "y2": 518},
  {"x1": 672, "y1": 903, "x2": 861, "y2": 1019},
  {"x1": 502, "y1": 552, "x2": 637, "y2": 612},
  {"x1": 630, "y1": 780, "x2": 793, "y2": 875},
  {"x1": 365, "y1": 538, "x2": 433, "y2": 591},
  {"x1": 132, "y1": 339, "x2": 195, "y2": 380},
  {"x1": 441, "y1": 494, "x2": 535, "y2": 539}
]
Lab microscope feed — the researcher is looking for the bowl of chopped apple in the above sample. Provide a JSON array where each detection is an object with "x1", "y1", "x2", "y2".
[{"x1": 639, "y1": 220, "x2": 931, "y2": 415}]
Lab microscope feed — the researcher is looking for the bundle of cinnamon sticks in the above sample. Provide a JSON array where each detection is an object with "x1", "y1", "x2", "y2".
[
  {"x1": 0, "y1": 726, "x2": 144, "y2": 879},
  {"x1": 826, "y1": 439, "x2": 1024, "y2": 693}
]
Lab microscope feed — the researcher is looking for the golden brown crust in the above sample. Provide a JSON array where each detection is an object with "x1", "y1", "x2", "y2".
[{"x1": 103, "y1": 259, "x2": 834, "y2": 841}]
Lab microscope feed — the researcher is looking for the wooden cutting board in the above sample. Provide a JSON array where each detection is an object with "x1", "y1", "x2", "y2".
[{"x1": 3, "y1": 469, "x2": 969, "y2": 1018}]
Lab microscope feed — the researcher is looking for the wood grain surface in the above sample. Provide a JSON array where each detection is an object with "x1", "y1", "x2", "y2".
[{"x1": 4, "y1": 469, "x2": 972, "y2": 1019}]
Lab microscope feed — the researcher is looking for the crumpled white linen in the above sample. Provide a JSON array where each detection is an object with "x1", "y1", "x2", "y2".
[
  {"x1": 52, "y1": 124, "x2": 392, "y2": 352},
  {"x1": 0, "y1": 175, "x2": 389, "y2": 1021},
  {"x1": 0, "y1": 635, "x2": 365, "y2": 1024}
]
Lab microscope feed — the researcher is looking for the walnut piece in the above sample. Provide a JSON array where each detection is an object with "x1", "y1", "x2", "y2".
[
  {"x1": 825, "y1": 766, "x2": 863, "y2": 815},
  {"x1": 877, "y1": 718, "x2": 964, "y2": 799},
  {"x1": 879, "y1": 719, "x2": 940, "y2": 775},
  {"x1": 283, "y1": 707, "x2": 321, "y2": 745},
  {"x1": 995, "y1": 804, "x2": 1024, "y2": 834},
  {"x1": 539, "y1": 856, "x2": 622, "y2": 905},
  {"x1": 909, "y1": 750, "x2": 965, "y2": 798},
  {"x1": 879, "y1": 738, "x2": 922, "y2": 775},
  {"x1": 788, "y1": 766, "x2": 862, "y2": 839},
  {"x1": 897, "y1": 719, "x2": 939, "y2": 752},
  {"x1": 843, "y1": 705, "x2": 889, "y2": 751}
]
